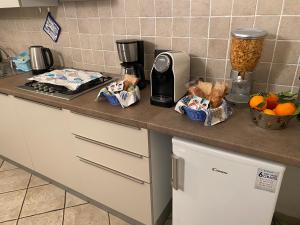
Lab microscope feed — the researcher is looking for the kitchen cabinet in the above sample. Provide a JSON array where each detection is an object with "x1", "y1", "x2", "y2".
[
  {"x1": 65, "y1": 112, "x2": 172, "y2": 225},
  {"x1": 0, "y1": 0, "x2": 58, "y2": 8},
  {"x1": 0, "y1": 94, "x2": 32, "y2": 168},
  {"x1": 13, "y1": 97, "x2": 73, "y2": 185},
  {"x1": 0, "y1": 95, "x2": 172, "y2": 225},
  {"x1": 68, "y1": 111, "x2": 150, "y2": 157}
]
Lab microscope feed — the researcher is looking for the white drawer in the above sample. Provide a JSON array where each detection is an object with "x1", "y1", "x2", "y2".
[
  {"x1": 67, "y1": 111, "x2": 149, "y2": 157},
  {"x1": 70, "y1": 155, "x2": 153, "y2": 225},
  {"x1": 73, "y1": 133, "x2": 151, "y2": 183}
]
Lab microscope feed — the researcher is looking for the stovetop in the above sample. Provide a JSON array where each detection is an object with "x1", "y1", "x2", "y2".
[{"x1": 18, "y1": 75, "x2": 113, "y2": 100}]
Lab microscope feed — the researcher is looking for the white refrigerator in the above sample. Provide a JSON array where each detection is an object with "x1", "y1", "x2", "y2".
[{"x1": 172, "y1": 137, "x2": 286, "y2": 225}]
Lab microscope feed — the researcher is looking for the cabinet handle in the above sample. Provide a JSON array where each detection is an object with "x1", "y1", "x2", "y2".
[
  {"x1": 15, "y1": 96, "x2": 62, "y2": 110},
  {"x1": 73, "y1": 134, "x2": 144, "y2": 159},
  {"x1": 171, "y1": 154, "x2": 185, "y2": 191},
  {"x1": 70, "y1": 111, "x2": 141, "y2": 130},
  {"x1": 76, "y1": 155, "x2": 145, "y2": 185}
]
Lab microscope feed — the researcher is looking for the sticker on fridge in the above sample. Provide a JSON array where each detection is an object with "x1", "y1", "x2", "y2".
[{"x1": 255, "y1": 168, "x2": 280, "y2": 193}]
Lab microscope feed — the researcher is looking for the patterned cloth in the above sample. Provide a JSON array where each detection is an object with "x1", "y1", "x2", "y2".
[
  {"x1": 175, "y1": 96, "x2": 232, "y2": 126},
  {"x1": 96, "y1": 81, "x2": 140, "y2": 108},
  {"x1": 28, "y1": 69, "x2": 103, "y2": 91}
]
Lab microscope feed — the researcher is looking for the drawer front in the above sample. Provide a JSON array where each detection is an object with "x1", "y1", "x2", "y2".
[
  {"x1": 67, "y1": 112, "x2": 149, "y2": 157},
  {"x1": 73, "y1": 133, "x2": 151, "y2": 183},
  {"x1": 70, "y1": 155, "x2": 153, "y2": 225}
]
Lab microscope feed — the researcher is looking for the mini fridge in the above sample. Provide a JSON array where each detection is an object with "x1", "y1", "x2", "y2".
[{"x1": 172, "y1": 137, "x2": 286, "y2": 225}]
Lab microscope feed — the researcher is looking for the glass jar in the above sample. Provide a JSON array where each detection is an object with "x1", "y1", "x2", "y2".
[{"x1": 230, "y1": 28, "x2": 267, "y2": 73}]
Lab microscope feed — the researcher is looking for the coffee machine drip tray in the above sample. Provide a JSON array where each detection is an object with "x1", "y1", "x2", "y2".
[{"x1": 150, "y1": 95, "x2": 174, "y2": 107}]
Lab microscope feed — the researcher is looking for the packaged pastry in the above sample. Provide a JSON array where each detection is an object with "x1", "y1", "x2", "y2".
[
  {"x1": 188, "y1": 86, "x2": 205, "y2": 98},
  {"x1": 209, "y1": 82, "x2": 228, "y2": 108},
  {"x1": 197, "y1": 81, "x2": 213, "y2": 98},
  {"x1": 123, "y1": 74, "x2": 139, "y2": 90}
]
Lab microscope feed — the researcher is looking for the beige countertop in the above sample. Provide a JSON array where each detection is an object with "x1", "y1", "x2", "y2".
[{"x1": 0, "y1": 73, "x2": 299, "y2": 167}]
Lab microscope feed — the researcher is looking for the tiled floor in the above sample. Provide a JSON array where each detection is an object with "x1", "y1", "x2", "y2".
[
  {"x1": 0, "y1": 159, "x2": 136, "y2": 225},
  {"x1": 3, "y1": 159, "x2": 296, "y2": 225}
]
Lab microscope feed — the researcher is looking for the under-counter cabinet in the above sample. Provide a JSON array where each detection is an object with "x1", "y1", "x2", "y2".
[
  {"x1": 0, "y1": 94, "x2": 32, "y2": 168},
  {"x1": 0, "y1": 95, "x2": 172, "y2": 225},
  {"x1": 65, "y1": 112, "x2": 172, "y2": 225},
  {"x1": 13, "y1": 97, "x2": 75, "y2": 186},
  {"x1": 0, "y1": 0, "x2": 58, "y2": 8}
]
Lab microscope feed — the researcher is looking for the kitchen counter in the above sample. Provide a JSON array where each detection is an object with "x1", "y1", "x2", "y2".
[{"x1": 0, "y1": 74, "x2": 299, "y2": 167}]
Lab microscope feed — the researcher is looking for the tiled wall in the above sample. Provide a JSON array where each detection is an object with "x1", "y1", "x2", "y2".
[{"x1": 0, "y1": 0, "x2": 299, "y2": 93}]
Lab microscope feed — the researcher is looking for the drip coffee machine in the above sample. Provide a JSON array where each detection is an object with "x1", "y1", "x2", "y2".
[
  {"x1": 226, "y1": 28, "x2": 267, "y2": 104},
  {"x1": 116, "y1": 39, "x2": 146, "y2": 89}
]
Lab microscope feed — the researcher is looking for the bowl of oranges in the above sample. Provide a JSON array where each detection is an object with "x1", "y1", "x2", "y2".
[{"x1": 249, "y1": 92, "x2": 300, "y2": 129}]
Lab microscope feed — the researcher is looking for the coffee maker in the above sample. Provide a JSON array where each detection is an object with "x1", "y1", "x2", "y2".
[
  {"x1": 116, "y1": 39, "x2": 146, "y2": 89},
  {"x1": 150, "y1": 51, "x2": 190, "y2": 107}
]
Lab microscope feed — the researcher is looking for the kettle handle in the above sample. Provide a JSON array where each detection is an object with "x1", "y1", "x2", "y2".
[{"x1": 42, "y1": 48, "x2": 54, "y2": 69}]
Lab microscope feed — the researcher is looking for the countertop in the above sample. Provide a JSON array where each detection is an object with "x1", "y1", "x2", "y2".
[{"x1": 0, "y1": 73, "x2": 299, "y2": 167}]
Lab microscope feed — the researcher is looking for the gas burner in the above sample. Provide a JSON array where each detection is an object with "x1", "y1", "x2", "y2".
[{"x1": 18, "y1": 75, "x2": 113, "y2": 100}]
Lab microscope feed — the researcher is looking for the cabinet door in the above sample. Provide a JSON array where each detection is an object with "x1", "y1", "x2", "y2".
[
  {"x1": 14, "y1": 98, "x2": 73, "y2": 185},
  {"x1": 0, "y1": 94, "x2": 32, "y2": 168},
  {"x1": 0, "y1": 0, "x2": 20, "y2": 8},
  {"x1": 0, "y1": 0, "x2": 58, "y2": 8}
]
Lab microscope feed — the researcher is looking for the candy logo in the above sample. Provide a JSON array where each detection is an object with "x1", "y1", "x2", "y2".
[{"x1": 212, "y1": 168, "x2": 228, "y2": 175}]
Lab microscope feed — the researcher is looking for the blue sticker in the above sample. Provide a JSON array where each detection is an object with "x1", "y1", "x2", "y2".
[{"x1": 43, "y1": 12, "x2": 61, "y2": 42}]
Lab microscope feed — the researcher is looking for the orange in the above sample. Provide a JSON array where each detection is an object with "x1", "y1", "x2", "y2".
[
  {"x1": 274, "y1": 103, "x2": 296, "y2": 116},
  {"x1": 266, "y1": 93, "x2": 279, "y2": 110},
  {"x1": 249, "y1": 95, "x2": 266, "y2": 110},
  {"x1": 263, "y1": 109, "x2": 276, "y2": 115}
]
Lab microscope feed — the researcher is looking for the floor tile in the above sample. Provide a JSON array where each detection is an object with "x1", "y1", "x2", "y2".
[
  {"x1": 0, "y1": 162, "x2": 18, "y2": 172},
  {"x1": 64, "y1": 204, "x2": 109, "y2": 225},
  {"x1": 0, "y1": 190, "x2": 26, "y2": 222},
  {"x1": 18, "y1": 210, "x2": 63, "y2": 225},
  {"x1": 0, "y1": 220, "x2": 17, "y2": 225},
  {"x1": 28, "y1": 175, "x2": 49, "y2": 188},
  {"x1": 20, "y1": 184, "x2": 64, "y2": 218},
  {"x1": 65, "y1": 192, "x2": 87, "y2": 208},
  {"x1": 0, "y1": 169, "x2": 30, "y2": 193},
  {"x1": 109, "y1": 214, "x2": 131, "y2": 225}
]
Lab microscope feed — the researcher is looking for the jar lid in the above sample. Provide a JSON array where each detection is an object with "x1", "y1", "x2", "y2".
[{"x1": 231, "y1": 28, "x2": 267, "y2": 39}]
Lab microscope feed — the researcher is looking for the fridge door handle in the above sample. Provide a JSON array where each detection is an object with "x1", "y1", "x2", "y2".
[{"x1": 171, "y1": 154, "x2": 185, "y2": 191}]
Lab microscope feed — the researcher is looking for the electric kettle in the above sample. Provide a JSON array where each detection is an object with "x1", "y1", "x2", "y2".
[{"x1": 29, "y1": 46, "x2": 54, "y2": 75}]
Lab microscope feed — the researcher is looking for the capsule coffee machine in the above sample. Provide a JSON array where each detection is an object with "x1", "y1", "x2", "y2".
[
  {"x1": 226, "y1": 28, "x2": 267, "y2": 104},
  {"x1": 150, "y1": 50, "x2": 190, "y2": 107},
  {"x1": 116, "y1": 39, "x2": 146, "y2": 89}
]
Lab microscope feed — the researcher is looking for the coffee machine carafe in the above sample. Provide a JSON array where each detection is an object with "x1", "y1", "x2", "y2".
[{"x1": 116, "y1": 39, "x2": 146, "y2": 89}]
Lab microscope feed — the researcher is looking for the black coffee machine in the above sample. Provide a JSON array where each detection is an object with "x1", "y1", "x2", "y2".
[
  {"x1": 150, "y1": 50, "x2": 190, "y2": 107},
  {"x1": 116, "y1": 39, "x2": 146, "y2": 89}
]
